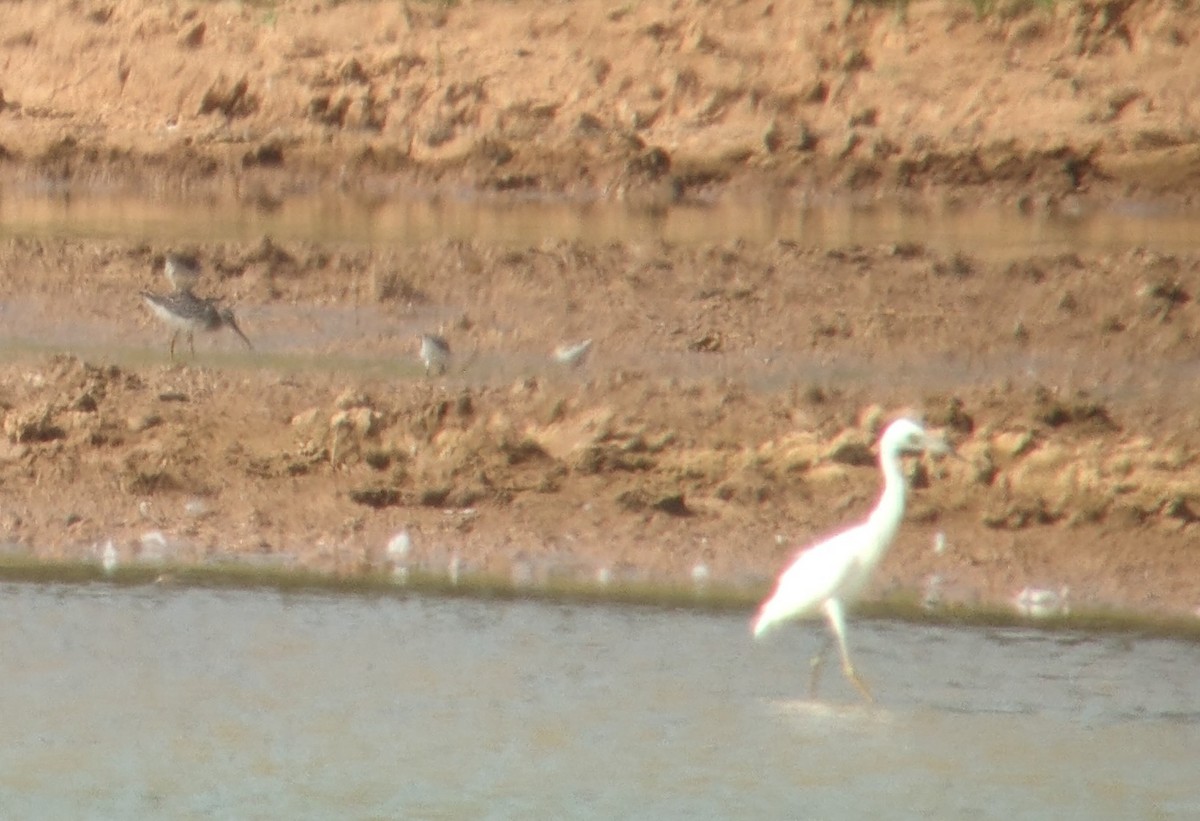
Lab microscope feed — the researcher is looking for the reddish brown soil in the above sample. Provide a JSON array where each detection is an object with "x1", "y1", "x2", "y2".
[{"x1": 1, "y1": 0, "x2": 1200, "y2": 616}]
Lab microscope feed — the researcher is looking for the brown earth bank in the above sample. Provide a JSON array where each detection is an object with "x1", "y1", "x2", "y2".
[
  {"x1": 0, "y1": 236, "x2": 1199, "y2": 617},
  {"x1": 1, "y1": 0, "x2": 1199, "y2": 618},
  {"x1": 0, "y1": 0, "x2": 1199, "y2": 205}
]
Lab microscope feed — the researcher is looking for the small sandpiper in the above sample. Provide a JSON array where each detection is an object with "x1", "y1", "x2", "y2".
[
  {"x1": 141, "y1": 289, "x2": 253, "y2": 360},
  {"x1": 163, "y1": 252, "x2": 202, "y2": 292},
  {"x1": 553, "y1": 338, "x2": 593, "y2": 369},
  {"x1": 100, "y1": 540, "x2": 118, "y2": 576},
  {"x1": 1013, "y1": 585, "x2": 1071, "y2": 619},
  {"x1": 419, "y1": 333, "x2": 451, "y2": 375}
]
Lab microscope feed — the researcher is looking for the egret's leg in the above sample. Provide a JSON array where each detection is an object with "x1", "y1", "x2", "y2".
[
  {"x1": 169, "y1": 331, "x2": 179, "y2": 361},
  {"x1": 822, "y1": 598, "x2": 874, "y2": 703},
  {"x1": 808, "y1": 634, "x2": 832, "y2": 698},
  {"x1": 187, "y1": 331, "x2": 196, "y2": 358}
]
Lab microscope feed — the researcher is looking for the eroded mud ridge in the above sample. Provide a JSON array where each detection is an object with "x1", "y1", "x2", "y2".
[
  {"x1": 0, "y1": 235, "x2": 1198, "y2": 615},
  {"x1": 2, "y1": 0, "x2": 1199, "y2": 202}
]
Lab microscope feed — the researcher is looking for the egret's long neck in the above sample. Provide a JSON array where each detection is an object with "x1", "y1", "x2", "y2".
[{"x1": 865, "y1": 446, "x2": 908, "y2": 559}]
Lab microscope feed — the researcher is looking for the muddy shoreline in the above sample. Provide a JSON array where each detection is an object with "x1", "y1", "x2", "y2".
[{"x1": 0, "y1": 235, "x2": 1197, "y2": 618}]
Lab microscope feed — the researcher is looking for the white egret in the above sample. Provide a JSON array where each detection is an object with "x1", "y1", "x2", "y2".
[{"x1": 752, "y1": 418, "x2": 953, "y2": 702}]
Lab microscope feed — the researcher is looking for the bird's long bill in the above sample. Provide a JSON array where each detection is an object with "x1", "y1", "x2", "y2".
[{"x1": 227, "y1": 317, "x2": 254, "y2": 350}]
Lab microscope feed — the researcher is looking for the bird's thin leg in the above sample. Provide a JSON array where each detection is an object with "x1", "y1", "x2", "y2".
[
  {"x1": 169, "y1": 331, "x2": 179, "y2": 361},
  {"x1": 188, "y1": 331, "x2": 196, "y2": 358},
  {"x1": 808, "y1": 634, "x2": 832, "y2": 699},
  {"x1": 823, "y1": 599, "x2": 874, "y2": 704}
]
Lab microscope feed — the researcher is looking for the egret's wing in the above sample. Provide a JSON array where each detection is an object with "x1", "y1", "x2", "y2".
[{"x1": 752, "y1": 525, "x2": 866, "y2": 638}]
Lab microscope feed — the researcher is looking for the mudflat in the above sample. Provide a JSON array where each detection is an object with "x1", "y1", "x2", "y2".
[{"x1": 1, "y1": 0, "x2": 1198, "y2": 615}]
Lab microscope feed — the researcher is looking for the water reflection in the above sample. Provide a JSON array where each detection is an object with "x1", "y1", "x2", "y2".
[
  {"x1": 2, "y1": 192, "x2": 1199, "y2": 258},
  {"x1": 0, "y1": 584, "x2": 1197, "y2": 816}
]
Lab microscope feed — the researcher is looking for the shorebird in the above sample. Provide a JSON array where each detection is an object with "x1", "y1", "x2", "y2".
[
  {"x1": 101, "y1": 540, "x2": 118, "y2": 576},
  {"x1": 553, "y1": 338, "x2": 593, "y2": 369},
  {"x1": 141, "y1": 289, "x2": 253, "y2": 360},
  {"x1": 1013, "y1": 585, "x2": 1070, "y2": 619},
  {"x1": 163, "y1": 252, "x2": 202, "y2": 292},
  {"x1": 752, "y1": 418, "x2": 955, "y2": 702},
  {"x1": 386, "y1": 529, "x2": 412, "y2": 582},
  {"x1": 419, "y1": 333, "x2": 451, "y2": 375}
]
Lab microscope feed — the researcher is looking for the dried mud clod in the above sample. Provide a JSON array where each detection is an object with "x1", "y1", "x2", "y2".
[
  {"x1": 197, "y1": 74, "x2": 259, "y2": 119},
  {"x1": 1, "y1": 345, "x2": 1199, "y2": 612}
]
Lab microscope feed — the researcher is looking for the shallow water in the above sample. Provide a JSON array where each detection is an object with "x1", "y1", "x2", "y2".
[
  {"x1": 1, "y1": 584, "x2": 1197, "y2": 818},
  {"x1": 2, "y1": 192, "x2": 1199, "y2": 258},
  {"x1": 2, "y1": 191, "x2": 1197, "y2": 410}
]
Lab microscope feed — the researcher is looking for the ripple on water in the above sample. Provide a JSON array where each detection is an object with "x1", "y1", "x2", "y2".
[{"x1": 0, "y1": 585, "x2": 1197, "y2": 817}]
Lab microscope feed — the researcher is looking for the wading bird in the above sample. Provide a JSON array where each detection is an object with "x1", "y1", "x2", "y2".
[
  {"x1": 752, "y1": 418, "x2": 953, "y2": 702},
  {"x1": 141, "y1": 289, "x2": 253, "y2": 361},
  {"x1": 163, "y1": 251, "x2": 202, "y2": 292},
  {"x1": 553, "y1": 338, "x2": 593, "y2": 369},
  {"x1": 1013, "y1": 585, "x2": 1070, "y2": 619},
  {"x1": 419, "y1": 333, "x2": 451, "y2": 375}
]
